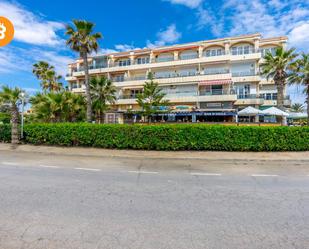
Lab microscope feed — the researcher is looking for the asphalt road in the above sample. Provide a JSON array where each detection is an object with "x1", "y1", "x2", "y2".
[{"x1": 0, "y1": 150, "x2": 309, "y2": 249}]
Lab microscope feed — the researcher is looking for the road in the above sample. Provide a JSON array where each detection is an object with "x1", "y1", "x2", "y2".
[{"x1": 0, "y1": 148, "x2": 309, "y2": 249}]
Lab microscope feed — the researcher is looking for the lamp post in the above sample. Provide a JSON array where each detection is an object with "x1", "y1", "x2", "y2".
[{"x1": 20, "y1": 92, "x2": 25, "y2": 139}]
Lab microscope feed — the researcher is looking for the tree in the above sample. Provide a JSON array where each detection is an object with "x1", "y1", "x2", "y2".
[
  {"x1": 260, "y1": 47, "x2": 298, "y2": 110},
  {"x1": 30, "y1": 92, "x2": 85, "y2": 123},
  {"x1": 290, "y1": 103, "x2": 305, "y2": 113},
  {"x1": 289, "y1": 53, "x2": 309, "y2": 123},
  {"x1": 0, "y1": 86, "x2": 23, "y2": 144},
  {"x1": 65, "y1": 20, "x2": 102, "y2": 123},
  {"x1": 136, "y1": 73, "x2": 169, "y2": 122},
  {"x1": 33, "y1": 61, "x2": 62, "y2": 92},
  {"x1": 90, "y1": 76, "x2": 116, "y2": 123}
]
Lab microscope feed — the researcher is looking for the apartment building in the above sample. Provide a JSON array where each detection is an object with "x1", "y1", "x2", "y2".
[{"x1": 65, "y1": 33, "x2": 291, "y2": 123}]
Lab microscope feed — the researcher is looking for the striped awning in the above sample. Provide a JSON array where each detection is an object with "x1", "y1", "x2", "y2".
[{"x1": 199, "y1": 79, "x2": 232, "y2": 86}]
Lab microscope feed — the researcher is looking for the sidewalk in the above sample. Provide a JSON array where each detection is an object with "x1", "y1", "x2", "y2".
[{"x1": 1, "y1": 143, "x2": 309, "y2": 161}]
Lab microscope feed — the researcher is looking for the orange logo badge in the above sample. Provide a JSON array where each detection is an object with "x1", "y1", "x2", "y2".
[{"x1": 0, "y1": 16, "x2": 14, "y2": 47}]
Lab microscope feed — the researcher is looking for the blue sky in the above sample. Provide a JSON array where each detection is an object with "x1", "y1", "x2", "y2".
[{"x1": 0, "y1": 0, "x2": 309, "y2": 104}]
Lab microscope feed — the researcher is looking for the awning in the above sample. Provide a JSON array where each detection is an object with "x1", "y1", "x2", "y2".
[
  {"x1": 238, "y1": 106, "x2": 263, "y2": 116},
  {"x1": 199, "y1": 79, "x2": 232, "y2": 86},
  {"x1": 261, "y1": 107, "x2": 289, "y2": 117}
]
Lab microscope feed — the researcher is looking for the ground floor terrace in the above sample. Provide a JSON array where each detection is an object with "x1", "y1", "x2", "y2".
[{"x1": 105, "y1": 109, "x2": 281, "y2": 125}]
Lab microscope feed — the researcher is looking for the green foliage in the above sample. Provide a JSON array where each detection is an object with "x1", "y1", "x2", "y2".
[
  {"x1": 30, "y1": 91, "x2": 86, "y2": 123},
  {"x1": 0, "y1": 124, "x2": 11, "y2": 142},
  {"x1": 90, "y1": 76, "x2": 116, "y2": 123},
  {"x1": 1, "y1": 123, "x2": 309, "y2": 151},
  {"x1": 137, "y1": 73, "x2": 169, "y2": 121},
  {"x1": 0, "y1": 112, "x2": 10, "y2": 124},
  {"x1": 290, "y1": 103, "x2": 305, "y2": 113},
  {"x1": 33, "y1": 61, "x2": 63, "y2": 92},
  {"x1": 65, "y1": 20, "x2": 102, "y2": 54}
]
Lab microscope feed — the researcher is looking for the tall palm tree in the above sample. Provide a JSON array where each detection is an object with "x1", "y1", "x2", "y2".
[
  {"x1": 33, "y1": 61, "x2": 63, "y2": 92},
  {"x1": 90, "y1": 76, "x2": 116, "y2": 123},
  {"x1": 65, "y1": 20, "x2": 102, "y2": 123},
  {"x1": 289, "y1": 53, "x2": 309, "y2": 123},
  {"x1": 260, "y1": 47, "x2": 298, "y2": 110},
  {"x1": 0, "y1": 86, "x2": 23, "y2": 144}
]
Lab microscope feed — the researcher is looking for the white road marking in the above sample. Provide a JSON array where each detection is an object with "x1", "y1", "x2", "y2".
[
  {"x1": 74, "y1": 167, "x2": 101, "y2": 172},
  {"x1": 1, "y1": 162, "x2": 21, "y2": 166},
  {"x1": 190, "y1": 172, "x2": 222, "y2": 176},
  {"x1": 127, "y1": 170, "x2": 158, "y2": 174},
  {"x1": 251, "y1": 174, "x2": 278, "y2": 177},
  {"x1": 39, "y1": 165, "x2": 59, "y2": 169}
]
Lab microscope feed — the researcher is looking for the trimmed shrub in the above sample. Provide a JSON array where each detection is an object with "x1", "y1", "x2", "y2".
[
  {"x1": 1, "y1": 123, "x2": 309, "y2": 151},
  {"x1": 0, "y1": 124, "x2": 10, "y2": 142}
]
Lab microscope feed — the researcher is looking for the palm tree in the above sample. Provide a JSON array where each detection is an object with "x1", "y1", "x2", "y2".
[
  {"x1": 137, "y1": 73, "x2": 169, "y2": 123},
  {"x1": 62, "y1": 92, "x2": 86, "y2": 122},
  {"x1": 33, "y1": 61, "x2": 63, "y2": 92},
  {"x1": 33, "y1": 61, "x2": 53, "y2": 79},
  {"x1": 0, "y1": 86, "x2": 23, "y2": 144},
  {"x1": 290, "y1": 103, "x2": 305, "y2": 113},
  {"x1": 90, "y1": 76, "x2": 116, "y2": 123},
  {"x1": 260, "y1": 47, "x2": 298, "y2": 110},
  {"x1": 289, "y1": 53, "x2": 309, "y2": 123},
  {"x1": 65, "y1": 20, "x2": 102, "y2": 123},
  {"x1": 30, "y1": 92, "x2": 86, "y2": 123}
]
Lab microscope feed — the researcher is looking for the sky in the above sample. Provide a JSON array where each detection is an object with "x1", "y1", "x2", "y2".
[{"x1": 0, "y1": 0, "x2": 309, "y2": 104}]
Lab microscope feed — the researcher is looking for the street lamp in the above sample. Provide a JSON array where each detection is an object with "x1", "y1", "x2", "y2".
[{"x1": 20, "y1": 92, "x2": 25, "y2": 139}]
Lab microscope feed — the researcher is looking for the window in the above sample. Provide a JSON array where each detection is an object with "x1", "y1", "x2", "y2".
[
  {"x1": 261, "y1": 47, "x2": 277, "y2": 57},
  {"x1": 204, "y1": 49, "x2": 223, "y2": 57},
  {"x1": 118, "y1": 59, "x2": 130, "y2": 67},
  {"x1": 136, "y1": 57, "x2": 149, "y2": 64},
  {"x1": 231, "y1": 47, "x2": 237, "y2": 55},
  {"x1": 231, "y1": 45, "x2": 253, "y2": 55},
  {"x1": 244, "y1": 46, "x2": 250, "y2": 54},
  {"x1": 113, "y1": 75, "x2": 125, "y2": 82},
  {"x1": 130, "y1": 89, "x2": 142, "y2": 98}
]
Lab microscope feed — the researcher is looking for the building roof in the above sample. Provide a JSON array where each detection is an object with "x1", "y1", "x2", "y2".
[{"x1": 69, "y1": 33, "x2": 288, "y2": 63}]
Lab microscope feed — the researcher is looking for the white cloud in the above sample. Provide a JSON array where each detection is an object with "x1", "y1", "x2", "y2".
[
  {"x1": 164, "y1": 0, "x2": 203, "y2": 8},
  {"x1": 288, "y1": 22, "x2": 309, "y2": 52},
  {"x1": 0, "y1": 46, "x2": 73, "y2": 76},
  {"x1": 0, "y1": 1, "x2": 64, "y2": 46},
  {"x1": 147, "y1": 24, "x2": 181, "y2": 48}
]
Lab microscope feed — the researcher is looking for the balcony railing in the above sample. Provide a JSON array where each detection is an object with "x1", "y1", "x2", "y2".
[
  {"x1": 199, "y1": 89, "x2": 234, "y2": 96},
  {"x1": 164, "y1": 91, "x2": 198, "y2": 97},
  {"x1": 232, "y1": 71, "x2": 256, "y2": 77},
  {"x1": 204, "y1": 69, "x2": 230, "y2": 75},
  {"x1": 237, "y1": 94, "x2": 260, "y2": 99},
  {"x1": 180, "y1": 54, "x2": 199, "y2": 60},
  {"x1": 70, "y1": 48, "x2": 262, "y2": 74},
  {"x1": 118, "y1": 94, "x2": 139, "y2": 99},
  {"x1": 156, "y1": 57, "x2": 174, "y2": 63}
]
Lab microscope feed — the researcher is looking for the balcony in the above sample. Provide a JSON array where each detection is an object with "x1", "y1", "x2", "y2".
[
  {"x1": 70, "y1": 49, "x2": 261, "y2": 77},
  {"x1": 198, "y1": 89, "x2": 237, "y2": 102},
  {"x1": 231, "y1": 71, "x2": 256, "y2": 77},
  {"x1": 204, "y1": 69, "x2": 230, "y2": 75},
  {"x1": 234, "y1": 94, "x2": 264, "y2": 105},
  {"x1": 180, "y1": 54, "x2": 199, "y2": 60},
  {"x1": 156, "y1": 57, "x2": 174, "y2": 63}
]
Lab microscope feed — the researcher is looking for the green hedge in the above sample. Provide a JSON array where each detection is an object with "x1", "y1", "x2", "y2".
[
  {"x1": 1, "y1": 123, "x2": 309, "y2": 151},
  {"x1": 0, "y1": 124, "x2": 11, "y2": 143}
]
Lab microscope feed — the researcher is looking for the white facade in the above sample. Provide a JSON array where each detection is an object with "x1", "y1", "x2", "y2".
[{"x1": 66, "y1": 33, "x2": 291, "y2": 123}]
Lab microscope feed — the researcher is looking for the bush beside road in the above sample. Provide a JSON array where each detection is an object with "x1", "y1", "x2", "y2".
[{"x1": 1, "y1": 123, "x2": 309, "y2": 151}]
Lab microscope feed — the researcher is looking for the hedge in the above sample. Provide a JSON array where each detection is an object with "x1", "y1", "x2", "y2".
[{"x1": 1, "y1": 123, "x2": 309, "y2": 151}]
